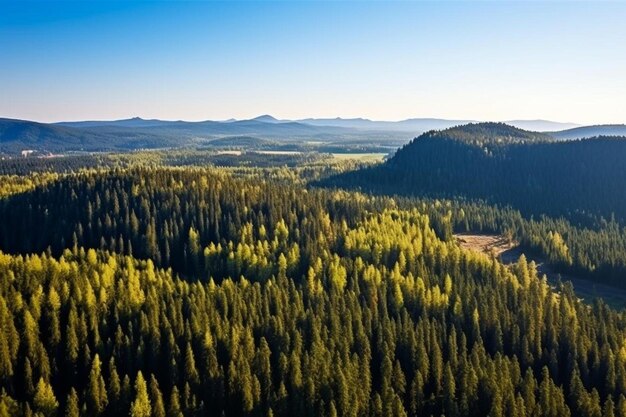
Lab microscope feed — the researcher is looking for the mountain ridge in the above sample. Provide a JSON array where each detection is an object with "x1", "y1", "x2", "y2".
[
  {"x1": 53, "y1": 115, "x2": 581, "y2": 132},
  {"x1": 0, "y1": 116, "x2": 620, "y2": 154},
  {"x1": 550, "y1": 124, "x2": 626, "y2": 140}
]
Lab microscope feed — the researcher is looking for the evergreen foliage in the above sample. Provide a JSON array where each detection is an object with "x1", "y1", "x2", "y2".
[{"x1": 0, "y1": 154, "x2": 624, "y2": 416}]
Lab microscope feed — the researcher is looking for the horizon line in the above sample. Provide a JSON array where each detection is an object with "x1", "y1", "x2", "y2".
[{"x1": 1, "y1": 114, "x2": 595, "y2": 127}]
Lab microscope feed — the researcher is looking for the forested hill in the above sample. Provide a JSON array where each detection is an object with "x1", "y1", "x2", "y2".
[
  {"x1": 0, "y1": 118, "x2": 187, "y2": 153},
  {"x1": 323, "y1": 123, "x2": 626, "y2": 222},
  {"x1": 403, "y1": 122, "x2": 552, "y2": 148}
]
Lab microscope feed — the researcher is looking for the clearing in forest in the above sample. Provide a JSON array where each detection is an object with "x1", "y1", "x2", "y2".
[
  {"x1": 455, "y1": 233, "x2": 626, "y2": 310},
  {"x1": 454, "y1": 233, "x2": 516, "y2": 257}
]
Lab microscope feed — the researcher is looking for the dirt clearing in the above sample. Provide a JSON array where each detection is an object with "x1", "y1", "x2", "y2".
[
  {"x1": 455, "y1": 233, "x2": 516, "y2": 257},
  {"x1": 455, "y1": 233, "x2": 626, "y2": 310}
]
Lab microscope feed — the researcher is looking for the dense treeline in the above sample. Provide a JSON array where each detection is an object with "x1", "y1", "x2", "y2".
[
  {"x1": 164, "y1": 151, "x2": 325, "y2": 168},
  {"x1": 0, "y1": 173, "x2": 60, "y2": 199},
  {"x1": 0, "y1": 156, "x2": 111, "y2": 176},
  {"x1": 2, "y1": 160, "x2": 626, "y2": 288},
  {"x1": 322, "y1": 124, "x2": 626, "y2": 287},
  {"x1": 0, "y1": 168, "x2": 379, "y2": 280},
  {"x1": 0, "y1": 151, "x2": 330, "y2": 177},
  {"x1": 2, "y1": 167, "x2": 626, "y2": 416},
  {"x1": 327, "y1": 124, "x2": 626, "y2": 222},
  {"x1": 318, "y1": 180, "x2": 626, "y2": 289},
  {"x1": 411, "y1": 199, "x2": 626, "y2": 288}
]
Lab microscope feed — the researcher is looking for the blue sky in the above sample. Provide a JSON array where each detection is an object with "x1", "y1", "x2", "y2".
[{"x1": 1, "y1": 1, "x2": 625, "y2": 124}]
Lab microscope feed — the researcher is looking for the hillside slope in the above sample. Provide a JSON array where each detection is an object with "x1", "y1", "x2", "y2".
[
  {"x1": 0, "y1": 118, "x2": 94, "y2": 150},
  {"x1": 325, "y1": 123, "x2": 626, "y2": 221},
  {"x1": 550, "y1": 124, "x2": 626, "y2": 140},
  {"x1": 0, "y1": 118, "x2": 190, "y2": 152}
]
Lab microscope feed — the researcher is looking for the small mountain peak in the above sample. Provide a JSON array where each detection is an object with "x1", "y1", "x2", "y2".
[
  {"x1": 424, "y1": 122, "x2": 552, "y2": 146},
  {"x1": 252, "y1": 114, "x2": 279, "y2": 122}
]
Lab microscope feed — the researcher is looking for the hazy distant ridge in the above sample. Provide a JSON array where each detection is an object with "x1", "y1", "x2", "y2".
[
  {"x1": 55, "y1": 115, "x2": 582, "y2": 133},
  {"x1": 549, "y1": 124, "x2": 626, "y2": 140},
  {"x1": 0, "y1": 115, "x2": 618, "y2": 154}
]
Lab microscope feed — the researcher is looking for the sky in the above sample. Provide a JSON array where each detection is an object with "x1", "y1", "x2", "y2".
[{"x1": 1, "y1": 1, "x2": 625, "y2": 125}]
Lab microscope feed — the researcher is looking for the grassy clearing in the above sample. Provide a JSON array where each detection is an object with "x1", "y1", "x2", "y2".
[{"x1": 331, "y1": 153, "x2": 387, "y2": 161}]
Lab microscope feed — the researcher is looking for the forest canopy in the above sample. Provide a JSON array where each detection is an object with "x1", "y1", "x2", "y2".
[{"x1": 0, "y1": 139, "x2": 625, "y2": 417}]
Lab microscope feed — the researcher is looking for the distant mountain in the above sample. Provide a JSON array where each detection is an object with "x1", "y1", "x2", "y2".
[
  {"x1": 0, "y1": 118, "x2": 191, "y2": 153},
  {"x1": 59, "y1": 116, "x2": 354, "y2": 137},
  {"x1": 55, "y1": 117, "x2": 174, "y2": 128},
  {"x1": 250, "y1": 115, "x2": 281, "y2": 123},
  {"x1": 213, "y1": 119, "x2": 348, "y2": 136},
  {"x1": 297, "y1": 117, "x2": 473, "y2": 132},
  {"x1": 297, "y1": 117, "x2": 578, "y2": 133},
  {"x1": 0, "y1": 118, "x2": 103, "y2": 152},
  {"x1": 0, "y1": 116, "x2": 408, "y2": 154},
  {"x1": 0, "y1": 114, "x2": 608, "y2": 155},
  {"x1": 505, "y1": 119, "x2": 580, "y2": 132},
  {"x1": 55, "y1": 115, "x2": 583, "y2": 134},
  {"x1": 549, "y1": 124, "x2": 626, "y2": 140}
]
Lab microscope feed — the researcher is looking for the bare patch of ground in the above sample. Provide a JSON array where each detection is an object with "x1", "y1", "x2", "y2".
[
  {"x1": 455, "y1": 233, "x2": 516, "y2": 257},
  {"x1": 255, "y1": 151, "x2": 302, "y2": 155},
  {"x1": 331, "y1": 153, "x2": 387, "y2": 161},
  {"x1": 455, "y1": 233, "x2": 626, "y2": 310},
  {"x1": 216, "y1": 150, "x2": 242, "y2": 156}
]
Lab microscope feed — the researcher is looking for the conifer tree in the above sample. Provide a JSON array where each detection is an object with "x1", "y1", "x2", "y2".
[
  {"x1": 168, "y1": 386, "x2": 183, "y2": 417},
  {"x1": 33, "y1": 378, "x2": 58, "y2": 417},
  {"x1": 64, "y1": 388, "x2": 79, "y2": 417},
  {"x1": 87, "y1": 354, "x2": 108, "y2": 415},
  {"x1": 184, "y1": 343, "x2": 199, "y2": 386},
  {"x1": 149, "y1": 375, "x2": 166, "y2": 417},
  {"x1": 130, "y1": 371, "x2": 151, "y2": 417}
]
